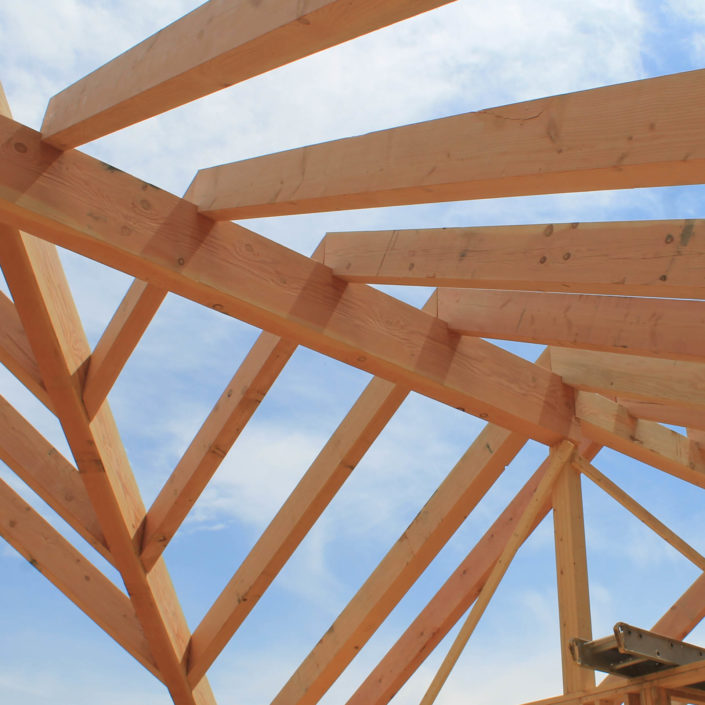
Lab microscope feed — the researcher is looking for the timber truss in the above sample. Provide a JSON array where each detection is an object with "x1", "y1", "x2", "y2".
[{"x1": 1, "y1": 2, "x2": 705, "y2": 705}]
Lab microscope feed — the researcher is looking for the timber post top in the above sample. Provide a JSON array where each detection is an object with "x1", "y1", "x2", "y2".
[{"x1": 1, "y1": 2, "x2": 705, "y2": 705}]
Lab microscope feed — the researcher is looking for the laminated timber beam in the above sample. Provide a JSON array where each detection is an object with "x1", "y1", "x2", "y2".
[
  {"x1": 0, "y1": 226, "x2": 217, "y2": 705},
  {"x1": 321, "y1": 220, "x2": 705, "y2": 300},
  {"x1": 0, "y1": 395, "x2": 112, "y2": 566},
  {"x1": 40, "y1": 0, "x2": 456, "y2": 149},
  {"x1": 550, "y1": 349, "x2": 705, "y2": 414},
  {"x1": 0, "y1": 114, "x2": 575, "y2": 444},
  {"x1": 261, "y1": 424, "x2": 527, "y2": 705},
  {"x1": 575, "y1": 393, "x2": 705, "y2": 489},
  {"x1": 189, "y1": 70, "x2": 705, "y2": 219},
  {"x1": 0, "y1": 476, "x2": 158, "y2": 679},
  {"x1": 346, "y1": 439, "x2": 601, "y2": 705},
  {"x1": 437, "y1": 289, "x2": 705, "y2": 363}
]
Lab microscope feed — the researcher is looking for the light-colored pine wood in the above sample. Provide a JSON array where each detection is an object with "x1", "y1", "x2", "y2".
[
  {"x1": 187, "y1": 372, "x2": 410, "y2": 683},
  {"x1": 142, "y1": 332, "x2": 296, "y2": 570},
  {"x1": 321, "y1": 221, "x2": 705, "y2": 299},
  {"x1": 265, "y1": 424, "x2": 527, "y2": 705},
  {"x1": 550, "y1": 349, "x2": 705, "y2": 412},
  {"x1": 190, "y1": 71, "x2": 705, "y2": 219},
  {"x1": 347, "y1": 440, "x2": 600, "y2": 705},
  {"x1": 83, "y1": 280, "x2": 166, "y2": 419},
  {"x1": 617, "y1": 400, "x2": 705, "y2": 432},
  {"x1": 41, "y1": 0, "x2": 455, "y2": 149},
  {"x1": 419, "y1": 441, "x2": 576, "y2": 705},
  {"x1": 0, "y1": 114, "x2": 575, "y2": 444},
  {"x1": 575, "y1": 456, "x2": 705, "y2": 571},
  {"x1": 687, "y1": 428, "x2": 705, "y2": 445},
  {"x1": 0, "y1": 476, "x2": 158, "y2": 678},
  {"x1": 575, "y1": 392, "x2": 705, "y2": 489},
  {"x1": 0, "y1": 227, "x2": 216, "y2": 705},
  {"x1": 553, "y1": 461, "x2": 594, "y2": 693},
  {"x1": 437, "y1": 289, "x2": 705, "y2": 362},
  {"x1": 0, "y1": 394, "x2": 111, "y2": 564},
  {"x1": 0, "y1": 291, "x2": 53, "y2": 408}
]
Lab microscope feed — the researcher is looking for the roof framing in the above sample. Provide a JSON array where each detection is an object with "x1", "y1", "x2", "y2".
[{"x1": 1, "y1": 3, "x2": 705, "y2": 705}]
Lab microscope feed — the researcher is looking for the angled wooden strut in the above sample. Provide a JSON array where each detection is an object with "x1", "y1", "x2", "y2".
[
  {"x1": 189, "y1": 70, "x2": 705, "y2": 218},
  {"x1": 574, "y1": 456, "x2": 705, "y2": 572},
  {"x1": 347, "y1": 439, "x2": 600, "y2": 705},
  {"x1": 0, "y1": 228, "x2": 216, "y2": 705},
  {"x1": 41, "y1": 0, "x2": 456, "y2": 148},
  {"x1": 0, "y1": 114, "x2": 575, "y2": 444},
  {"x1": 321, "y1": 221, "x2": 705, "y2": 299}
]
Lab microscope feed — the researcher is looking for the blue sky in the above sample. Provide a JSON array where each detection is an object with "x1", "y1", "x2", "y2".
[{"x1": 1, "y1": 1, "x2": 705, "y2": 704}]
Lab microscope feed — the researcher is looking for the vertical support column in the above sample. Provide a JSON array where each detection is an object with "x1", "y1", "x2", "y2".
[{"x1": 553, "y1": 461, "x2": 594, "y2": 693}]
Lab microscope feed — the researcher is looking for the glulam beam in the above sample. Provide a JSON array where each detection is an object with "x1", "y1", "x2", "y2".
[
  {"x1": 189, "y1": 70, "x2": 705, "y2": 219},
  {"x1": 0, "y1": 114, "x2": 574, "y2": 444},
  {"x1": 41, "y1": 0, "x2": 455, "y2": 149},
  {"x1": 321, "y1": 221, "x2": 705, "y2": 299},
  {"x1": 438, "y1": 289, "x2": 705, "y2": 362}
]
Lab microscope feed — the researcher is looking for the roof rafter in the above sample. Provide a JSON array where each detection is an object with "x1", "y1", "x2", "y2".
[
  {"x1": 0, "y1": 476, "x2": 158, "y2": 678},
  {"x1": 438, "y1": 289, "x2": 705, "y2": 362},
  {"x1": 41, "y1": 0, "x2": 456, "y2": 149},
  {"x1": 321, "y1": 221, "x2": 705, "y2": 299},
  {"x1": 189, "y1": 70, "x2": 705, "y2": 219}
]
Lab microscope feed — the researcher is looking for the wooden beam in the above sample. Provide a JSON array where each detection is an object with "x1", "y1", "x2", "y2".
[
  {"x1": 321, "y1": 221, "x2": 705, "y2": 299},
  {"x1": 41, "y1": 0, "x2": 455, "y2": 149},
  {"x1": 551, "y1": 349, "x2": 705, "y2": 413},
  {"x1": 0, "y1": 228, "x2": 216, "y2": 705},
  {"x1": 617, "y1": 400, "x2": 705, "y2": 433},
  {"x1": 420, "y1": 441, "x2": 576, "y2": 705},
  {"x1": 0, "y1": 291, "x2": 53, "y2": 408},
  {"x1": 188, "y1": 373, "x2": 409, "y2": 683},
  {"x1": 687, "y1": 428, "x2": 705, "y2": 445},
  {"x1": 141, "y1": 331, "x2": 296, "y2": 570},
  {"x1": 437, "y1": 289, "x2": 705, "y2": 362},
  {"x1": 0, "y1": 395, "x2": 112, "y2": 565},
  {"x1": 519, "y1": 657, "x2": 705, "y2": 705},
  {"x1": 0, "y1": 476, "x2": 158, "y2": 678},
  {"x1": 0, "y1": 114, "x2": 575, "y2": 444},
  {"x1": 575, "y1": 392, "x2": 705, "y2": 489},
  {"x1": 189, "y1": 70, "x2": 705, "y2": 219},
  {"x1": 347, "y1": 440, "x2": 600, "y2": 705},
  {"x1": 261, "y1": 424, "x2": 527, "y2": 705},
  {"x1": 553, "y1": 459, "x2": 593, "y2": 693},
  {"x1": 575, "y1": 455, "x2": 705, "y2": 571},
  {"x1": 82, "y1": 280, "x2": 166, "y2": 420}
]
